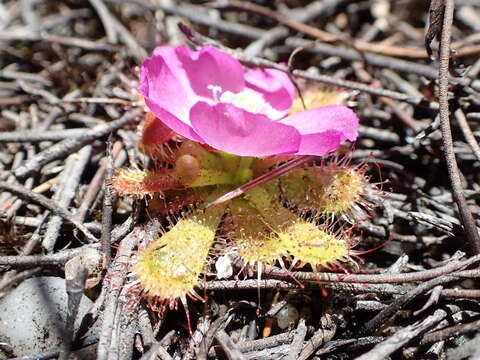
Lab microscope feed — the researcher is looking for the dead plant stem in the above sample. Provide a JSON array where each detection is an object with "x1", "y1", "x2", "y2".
[{"x1": 438, "y1": 0, "x2": 480, "y2": 254}]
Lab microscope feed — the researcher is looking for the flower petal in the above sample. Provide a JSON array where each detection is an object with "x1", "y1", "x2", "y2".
[
  {"x1": 190, "y1": 102, "x2": 301, "y2": 156},
  {"x1": 139, "y1": 45, "x2": 247, "y2": 142},
  {"x1": 244, "y1": 68, "x2": 296, "y2": 118},
  {"x1": 290, "y1": 131, "x2": 343, "y2": 155},
  {"x1": 141, "y1": 49, "x2": 197, "y2": 116},
  {"x1": 279, "y1": 105, "x2": 359, "y2": 155},
  {"x1": 153, "y1": 46, "x2": 185, "y2": 72},
  {"x1": 144, "y1": 100, "x2": 204, "y2": 142},
  {"x1": 140, "y1": 55, "x2": 203, "y2": 141},
  {"x1": 175, "y1": 46, "x2": 245, "y2": 98}
]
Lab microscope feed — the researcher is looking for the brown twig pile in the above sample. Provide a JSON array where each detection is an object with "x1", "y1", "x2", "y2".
[{"x1": 1, "y1": 0, "x2": 480, "y2": 359}]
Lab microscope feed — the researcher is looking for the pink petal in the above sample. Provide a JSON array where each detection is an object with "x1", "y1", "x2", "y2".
[
  {"x1": 153, "y1": 46, "x2": 184, "y2": 71},
  {"x1": 244, "y1": 68, "x2": 296, "y2": 119},
  {"x1": 190, "y1": 102, "x2": 301, "y2": 156},
  {"x1": 140, "y1": 55, "x2": 203, "y2": 141},
  {"x1": 280, "y1": 105, "x2": 359, "y2": 140},
  {"x1": 290, "y1": 131, "x2": 344, "y2": 155},
  {"x1": 145, "y1": 46, "x2": 197, "y2": 104},
  {"x1": 279, "y1": 105, "x2": 359, "y2": 155},
  {"x1": 175, "y1": 46, "x2": 245, "y2": 98}
]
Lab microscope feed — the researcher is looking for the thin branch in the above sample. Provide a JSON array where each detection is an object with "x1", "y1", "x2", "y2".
[
  {"x1": 437, "y1": 0, "x2": 480, "y2": 254},
  {"x1": 0, "y1": 181, "x2": 98, "y2": 243}
]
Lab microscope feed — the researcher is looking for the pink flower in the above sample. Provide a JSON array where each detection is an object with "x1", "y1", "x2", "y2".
[{"x1": 139, "y1": 45, "x2": 359, "y2": 157}]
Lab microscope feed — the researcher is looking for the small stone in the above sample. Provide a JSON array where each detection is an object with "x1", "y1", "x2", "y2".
[
  {"x1": 276, "y1": 303, "x2": 299, "y2": 330},
  {"x1": 215, "y1": 254, "x2": 233, "y2": 279},
  {"x1": 0, "y1": 276, "x2": 93, "y2": 357}
]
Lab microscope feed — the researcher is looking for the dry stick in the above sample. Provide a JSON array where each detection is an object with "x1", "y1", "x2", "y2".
[
  {"x1": 201, "y1": 279, "x2": 480, "y2": 299},
  {"x1": 266, "y1": 253, "x2": 480, "y2": 284},
  {"x1": 214, "y1": 329, "x2": 247, "y2": 360},
  {"x1": 0, "y1": 213, "x2": 47, "y2": 292},
  {"x1": 298, "y1": 313, "x2": 338, "y2": 360},
  {"x1": 75, "y1": 141, "x2": 123, "y2": 223},
  {"x1": 42, "y1": 145, "x2": 93, "y2": 252},
  {"x1": 287, "y1": 319, "x2": 308, "y2": 360},
  {"x1": 197, "y1": 311, "x2": 229, "y2": 360},
  {"x1": 0, "y1": 181, "x2": 97, "y2": 243},
  {"x1": 426, "y1": 342, "x2": 445, "y2": 359},
  {"x1": 378, "y1": 96, "x2": 421, "y2": 133},
  {"x1": 0, "y1": 152, "x2": 25, "y2": 206},
  {"x1": 5, "y1": 177, "x2": 34, "y2": 218},
  {"x1": 0, "y1": 30, "x2": 117, "y2": 51},
  {"x1": 111, "y1": 197, "x2": 140, "y2": 243},
  {"x1": 101, "y1": 137, "x2": 115, "y2": 266},
  {"x1": 355, "y1": 309, "x2": 449, "y2": 360},
  {"x1": 413, "y1": 285, "x2": 443, "y2": 316},
  {"x1": 106, "y1": 0, "x2": 264, "y2": 39},
  {"x1": 38, "y1": 8, "x2": 93, "y2": 32},
  {"x1": 353, "y1": 56, "x2": 421, "y2": 132},
  {"x1": 381, "y1": 69, "x2": 424, "y2": 98},
  {"x1": 358, "y1": 126, "x2": 401, "y2": 143},
  {"x1": 199, "y1": 279, "x2": 301, "y2": 291},
  {"x1": 17, "y1": 80, "x2": 60, "y2": 104},
  {"x1": 420, "y1": 318, "x2": 480, "y2": 345},
  {"x1": 293, "y1": 70, "x2": 424, "y2": 109},
  {"x1": 208, "y1": 0, "x2": 336, "y2": 42},
  {"x1": 447, "y1": 335, "x2": 480, "y2": 360},
  {"x1": 246, "y1": 0, "x2": 347, "y2": 56},
  {"x1": 358, "y1": 269, "x2": 480, "y2": 336},
  {"x1": 6, "y1": 335, "x2": 99, "y2": 360},
  {"x1": 201, "y1": 279, "x2": 408, "y2": 296},
  {"x1": 323, "y1": 282, "x2": 407, "y2": 296},
  {"x1": 38, "y1": 106, "x2": 64, "y2": 131},
  {"x1": 437, "y1": 0, "x2": 480, "y2": 254},
  {"x1": 96, "y1": 228, "x2": 138, "y2": 360},
  {"x1": 189, "y1": 4, "x2": 462, "y2": 93},
  {"x1": 0, "y1": 244, "x2": 100, "y2": 267},
  {"x1": 61, "y1": 256, "x2": 91, "y2": 360},
  {"x1": 139, "y1": 343, "x2": 174, "y2": 360},
  {"x1": 455, "y1": 108, "x2": 480, "y2": 162},
  {"x1": 285, "y1": 37, "x2": 480, "y2": 92},
  {"x1": 136, "y1": 309, "x2": 155, "y2": 352},
  {"x1": 11, "y1": 217, "x2": 101, "y2": 233},
  {"x1": 243, "y1": 345, "x2": 293, "y2": 358},
  {"x1": 114, "y1": 290, "x2": 138, "y2": 359},
  {"x1": 315, "y1": 337, "x2": 384, "y2": 357},
  {"x1": 0, "y1": 267, "x2": 43, "y2": 295},
  {"x1": 441, "y1": 289, "x2": 480, "y2": 298},
  {"x1": 236, "y1": 331, "x2": 295, "y2": 353},
  {"x1": 210, "y1": 0, "x2": 480, "y2": 59},
  {"x1": 409, "y1": 211, "x2": 464, "y2": 236},
  {"x1": 89, "y1": 0, "x2": 118, "y2": 43},
  {"x1": 0, "y1": 69, "x2": 51, "y2": 85},
  {"x1": 14, "y1": 109, "x2": 141, "y2": 178},
  {"x1": 0, "y1": 128, "x2": 88, "y2": 142},
  {"x1": 466, "y1": 56, "x2": 480, "y2": 79},
  {"x1": 61, "y1": 97, "x2": 131, "y2": 105},
  {"x1": 89, "y1": 0, "x2": 147, "y2": 62}
]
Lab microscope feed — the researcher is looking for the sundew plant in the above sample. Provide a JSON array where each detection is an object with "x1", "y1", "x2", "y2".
[{"x1": 111, "y1": 45, "x2": 379, "y2": 309}]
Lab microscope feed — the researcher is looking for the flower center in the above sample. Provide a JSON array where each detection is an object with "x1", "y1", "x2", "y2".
[
  {"x1": 219, "y1": 89, "x2": 269, "y2": 114},
  {"x1": 208, "y1": 85, "x2": 277, "y2": 117}
]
